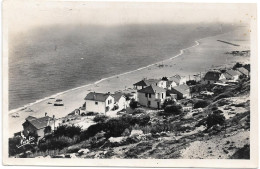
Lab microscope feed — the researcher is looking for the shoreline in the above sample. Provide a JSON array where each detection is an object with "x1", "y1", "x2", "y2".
[
  {"x1": 8, "y1": 27, "x2": 250, "y2": 137},
  {"x1": 8, "y1": 31, "x2": 231, "y2": 115}
]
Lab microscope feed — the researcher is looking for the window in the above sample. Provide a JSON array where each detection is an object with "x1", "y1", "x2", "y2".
[
  {"x1": 95, "y1": 101, "x2": 98, "y2": 105},
  {"x1": 145, "y1": 93, "x2": 148, "y2": 97},
  {"x1": 148, "y1": 101, "x2": 151, "y2": 107},
  {"x1": 149, "y1": 93, "x2": 152, "y2": 98},
  {"x1": 161, "y1": 93, "x2": 164, "y2": 99}
]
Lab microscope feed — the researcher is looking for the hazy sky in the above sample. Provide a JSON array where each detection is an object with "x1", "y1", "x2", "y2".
[{"x1": 4, "y1": 1, "x2": 256, "y2": 34}]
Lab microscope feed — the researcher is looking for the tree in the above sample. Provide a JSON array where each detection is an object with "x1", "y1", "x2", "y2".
[
  {"x1": 44, "y1": 126, "x2": 52, "y2": 135},
  {"x1": 164, "y1": 104, "x2": 183, "y2": 115},
  {"x1": 93, "y1": 115, "x2": 108, "y2": 123},
  {"x1": 194, "y1": 100, "x2": 210, "y2": 109},
  {"x1": 206, "y1": 113, "x2": 225, "y2": 129},
  {"x1": 129, "y1": 99, "x2": 138, "y2": 109}
]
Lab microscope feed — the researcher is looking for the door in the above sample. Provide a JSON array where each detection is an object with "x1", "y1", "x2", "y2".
[{"x1": 157, "y1": 102, "x2": 160, "y2": 109}]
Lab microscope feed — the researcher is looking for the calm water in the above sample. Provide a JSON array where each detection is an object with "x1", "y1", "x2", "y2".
[{"x1": 9, "y1": 23, "x2": 236, "y2": 110}]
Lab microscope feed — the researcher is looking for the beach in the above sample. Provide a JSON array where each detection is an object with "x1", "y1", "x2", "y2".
[{"x1": 8, "y1": 27, "x2": 250, "y2": 138}]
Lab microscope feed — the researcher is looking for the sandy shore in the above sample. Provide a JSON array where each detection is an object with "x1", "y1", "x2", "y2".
[{"x1": 8, "y1": 28, "x2": 250, "y2": 137}]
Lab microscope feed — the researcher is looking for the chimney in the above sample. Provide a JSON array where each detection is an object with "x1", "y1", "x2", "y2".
[{"x1": 45, "y1": 112, "x2": 47, "y2": 117}]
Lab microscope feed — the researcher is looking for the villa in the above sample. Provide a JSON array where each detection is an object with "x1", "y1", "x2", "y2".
[
  {"x1": 221, "y1": 69, "x2": 240, "y2": 82},
  {"x1": 137, "y1": 85, "x2": 166, "y2": 109},
  {"x1": 84, "y1": 92, "x2": 115, "y2": 114}
]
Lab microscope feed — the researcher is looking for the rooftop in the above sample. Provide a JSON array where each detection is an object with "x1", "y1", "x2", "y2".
[
  {"x1": 138, "y1": 85, "x2": 166, "y2": 94},
  {"x1": 85, "y1": 92, "x2": 113, "y2": 102},
  {"x1": 24, "y1": 116, "x2": 53, "y2": 130}
]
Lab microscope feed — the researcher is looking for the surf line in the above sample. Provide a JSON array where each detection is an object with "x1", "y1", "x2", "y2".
[{"x1": 9, "y1": 32, "x2": 225, "y2": 114}]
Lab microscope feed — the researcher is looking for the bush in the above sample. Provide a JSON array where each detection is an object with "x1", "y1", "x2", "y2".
[
  {"x1": 206, "y1": 113, "x2": 225, "y2": 129},
  {"x1": 132, "y1": 108, "x2": 146, "y2": 115},
  {"x1": 214, "y1": 92, "x2": 234, "y2": 101},
  {"x1": 162, "y1": 98, "x2": 176, "y2": 109},
  {"x1": 164, "y1": 104, "x2": 183, "y2": 115},
  {"x1": 38, "y1": 136, "x2": 77, "y2": 151},
  {"x1": 55, "y1": 125, "x2": 82, "y2": 138},
  {"x1": 129, "y1": 99, "x2": 138, "y2": 109},
  {"x1": 93, "y1": 115, "x2": 108, "y2": 123},
  {"x1": 194, "y1": 100, "x2": 210, "y2": 109}
]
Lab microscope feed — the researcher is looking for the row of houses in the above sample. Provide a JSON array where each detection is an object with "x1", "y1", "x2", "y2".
[
  {"x1": 202, "y1": 67, "x2": 249, "y2": 85},
  {"x1": 21, "y1": 67, "x2": 249, "y2": 140}
]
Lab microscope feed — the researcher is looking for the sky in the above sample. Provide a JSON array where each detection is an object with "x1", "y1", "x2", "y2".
[{"x1": 3, "y1": 1, "x2": 257, "y2": 34}]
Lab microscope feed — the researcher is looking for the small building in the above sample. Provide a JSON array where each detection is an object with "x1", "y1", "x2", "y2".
[
  {"x1": 133, "y1": 78, "x2": 166, "y2": 90},
  {"x1": 202, "y1": 70, "x2": 223, "y2": 84},
  {"x1": 221, "y1": 69, "x2": 240, "y2": 82},
  {"x1": 84, "y1": 92, "x2": 114, "y2": 114},
  {"x1": 112, "y1": 92, "x2": 128, "y2": 110},
  {"x1": 168, "y1": 75, "x2": 187, "y2": 86},
  {"x1": 137, "y1": 85, "x2": 166, "y2": 109},
  {"x1": 169, "y1": 84, "x2": 191, "y2": 99},
  {"x1": 22, "y1": 115, "x2": 56, "y2": 139}
]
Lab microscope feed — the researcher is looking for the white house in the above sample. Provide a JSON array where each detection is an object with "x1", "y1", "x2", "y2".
[
  {"x1": 112, "y1": 92, "x2": 128, "y2": 110},
  {"x1": 168, "y1": 84, "x2": 191, "y2": 99},
  {"x1": 84, "y1": 92, "x2": 114, "y2": 114},
  {"x1": 220, "y1": 69, "x2": 240, "y2": 82},
  {"x1": 137, "y1": 85, "x2": 166, "y2": 109},
  {"x1": 133, "y1": 78, "x2": 167, "y2": 90},
  {"x1": 168, "y1": 75, "x2": 186, "y2": 86}
]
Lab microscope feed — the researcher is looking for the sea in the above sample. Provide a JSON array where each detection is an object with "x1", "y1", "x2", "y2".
[{"x1": 8, "y1": 23, "x2": 237, "y2": 110}]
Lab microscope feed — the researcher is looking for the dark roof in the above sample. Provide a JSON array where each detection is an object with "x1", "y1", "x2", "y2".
[
  {"x1": 133, "y1": 79, "x2": 160, "y2": 86},
  {"x1": 226, "y1": 69, "x2": 240, "y2": 76},
  {"x1": 204, "y1": 71, "x2": 221, "y2": 81},
  {"x1": 237, "y1": 67, "x2": 249, "y2": 75},
  {"x1": 25, "y1": 116, "x2": 52, "y2": 130},
  {"x1": 112, "y1": 92, "x2": 125, "y2": 102},
  {"x1": 222, "y1": 73, "x2": 233, "y2": 79},
  {"x1": 138, "y1": 85, "x2": 166, "y2": 94},
  {"x1": 25, "y1": 116, "x2": 37, "y2": 121},
  {"x1": 85, "y1": 92, "x2": 113, "y2": 102},
  {"x1": 171, "y1": 84, "x2": 190, "y2": 95}
]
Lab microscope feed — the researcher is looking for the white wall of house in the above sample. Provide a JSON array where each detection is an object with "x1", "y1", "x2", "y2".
[
  {"x1": 138, "y1": 92, "x2": 166, "y2": 109},
  {"x1": 85, "y1": 95, "x2": 115, "y2": 114},
  {"x1": 117, "y1": 96, "x2": 127, "y2": 110},
  {"x1": 85, "y1": 100, "x2": 106, "y2": 113},
  {"x1": 105, "y1": 95, "x2": 115, "y2": 112},
  {"x1": 179, "y1": 77, "x2": 187, "y2": 85},
  {"x1": 168, "y1": 81, "x2": 178, "y2": 89},
  {"x1": 158, "y1": 80, "x2": 167, "y2": 88}
]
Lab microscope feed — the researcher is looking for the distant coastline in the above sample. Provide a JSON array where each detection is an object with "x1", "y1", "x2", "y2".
[{"x1": 9, "y1": 30, "x2": 233, "y2": 114}]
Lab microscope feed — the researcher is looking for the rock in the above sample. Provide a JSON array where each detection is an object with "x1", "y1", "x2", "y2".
[
  {"x1": 108, "y1": 136, "x2": 127, "y2": 143},
  {"x1": 70, "y1": 153, "x2": 77, "y2": 158},
  {"x1": 78, "y1": 148, "x2": 90, "y2": 155},
  {"x1": 130, "y1": 130, "x2": 143, "y2": 137}
]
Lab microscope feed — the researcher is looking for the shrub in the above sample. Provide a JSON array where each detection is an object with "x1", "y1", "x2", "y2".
[
  {"x1": 93, "y1": 115, "x2": 108, "y2": 123},
  {"x1": 164, "y1": 104, "x2": 183, "y2": 115},
  {"x1": 105, "y1": 118, "x2": 131, "y2": 137},
  {"x1": 132, "y1": 108, "x2": 146, "y2": 115},
  {"x1": 129, "y1": 99, "x2": 138, "y2": 109},
  {"x1": 206, "y1": 113, "x2": 225, "y2": 129},
  {"x1": 9, "y1": 137, "x2": 23, "y2": 156},
  {"x1": 214, "y1": 92, "x2": 234, "y2": 101},
  {"x1": 162, "y1": 98, "x2": 176, "y2": 109},
  {"x1": 55, "y1": 125, "x2": 82, "y2": 138},
  {"x1": 38, "y1": 136, "x2": 77, "y2": 151},
  {"x1": 194, "y1": 100, "x2": 210, "y2": 109},
  {"x1": 134, "y1": 114, "x2": 150, "y2": 126}
]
